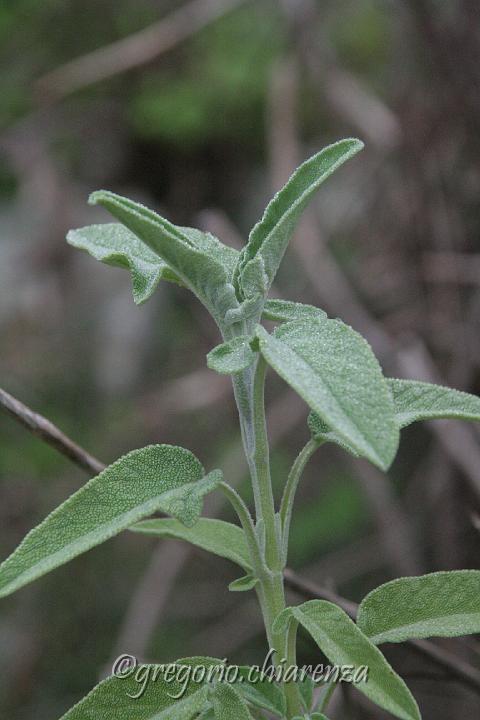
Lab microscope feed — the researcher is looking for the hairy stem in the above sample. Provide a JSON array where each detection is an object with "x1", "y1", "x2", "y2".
[{"x1": 280, "y1": 438, "x2": 320, "y2": 563}]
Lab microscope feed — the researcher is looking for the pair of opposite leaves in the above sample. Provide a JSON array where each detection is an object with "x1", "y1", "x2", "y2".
[{"x1": 3, "y1": 139, "x2": 480, "y2": 720}]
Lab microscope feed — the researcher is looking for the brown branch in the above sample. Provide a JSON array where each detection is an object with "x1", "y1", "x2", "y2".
[
  {"x1": 35, "y1": 0, "x2": 246, "y2": 101},
  {"x1": 283, "y1": 570, "x2": 480, "y2": 695},
  {"x1": 0, "y1": 387, "x2": 104, "y2": 476},
  {"x1": 3, "y1": 386, "x2": 480, "y2": 693}
]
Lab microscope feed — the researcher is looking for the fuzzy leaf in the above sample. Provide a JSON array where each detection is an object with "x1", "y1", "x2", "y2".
[
  {"x1": 0, "y1": 445, "x2": 221, "y2": 598},
  {"x1": 357, "y1": 570, "x2": 480, "y2": 644},
  {"x1": 207, "y1": 337, "x2": 255, "y2": 374},
  {"x1": 235, "y1": 139, "x2": 363, "y2": 297},
  {"x1": 212, "y1": 683, "x2": 253, "y2": 719},
  {"x1": 59, "y1": 657, "x2": 220, "y2": 720},
  {"x1": 262, "y1": 299, "x2": 327, "y2": 324},
  {"x1": 388, "y1": 378, "x2": 480, "y2": 428},
  {"x1": 235, "y1": 669, "x2": 286, "y2": 717},
  {"x1": 67, "y1": 223, "x2": 183, "y2": 304},
  {"x1": 275, "y1": 601, "x2": 420, "y2": 720},
  {"x1": 228, "y1": 574, "x2": 258, "y2": 592},
  {"x1": 308, "y1": 410, "x2": 360, "y2": 457},
  {"x1": 130, "y1": 517, "x2": 252, "y2": 571},
  {"x1": 89, "y1": 191, "x2": 239, "y2": 324},
  {"x1": 293, "y1": 715, "x2": 329, "y2": 720},
  {"x1": 256, "y1": 319, "x2": 399, "y2": 470}
]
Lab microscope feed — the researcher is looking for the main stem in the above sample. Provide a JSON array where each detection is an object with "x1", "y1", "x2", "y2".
[{"x1": 232, "y1": 355, "x2": 302, "y2": 718}]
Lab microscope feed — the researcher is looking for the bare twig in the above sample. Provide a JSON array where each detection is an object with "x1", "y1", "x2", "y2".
[
  {"x1": 35, "y1": 0, "x2": 246, "y2": 100},
  {"x1": 0, "y1": 387, "x2": 104, "y2": 476},
  {"x1": 283, "y1": 570, "x2": 480, "y2": 695},
  {"x1": 3, "y1": 387, "x2": 480, "y2": 693}
]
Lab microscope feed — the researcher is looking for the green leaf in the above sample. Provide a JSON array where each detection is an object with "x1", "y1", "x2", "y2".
[
  {"x1": 357, "y1": 570, "x2": 480, "y2": 644},
  {"x1": 256, "y1": 319, "x2": 399, "y2": 470},
  {"x1": 293, "y1": 715, "x2": 329, "y2": 720},
  {"x1": 207, "y1": 337, "x2": 255, "y2": 374},
  {"x1": 212, "y1": 682, "x2": 253, "y2": 719},
  {"x1": 130, "y1": 517, "x2": 252, "y2": 571},
  {"x1": 275, "y1": 601, "x2": 420, "y2": 720},
  {"x1": 0, "y1": 445, "x2": 221, "y2": 598},
  {"x1": 67, "y1": 223, "x2": 183, "y2": 305},
  {"x1": 235, "y1": 138, "x2": 363, "y2": 297},
  {"x1": 307, "y1": 410, "x2": 360, "y2": 457},
  {"x1": 89, "y1": 191, "x2": 239, "y2": 324},
  {"x1": 235, "y1": 669, "x2": 286, "y2": 717},
  {"x1": 262, "y1": 299, "x2": 327, "y2": 324},
  {"x1": 59, "y1": 657, "x2": 221, "y2": 720},
  {"x1": 388, "y1": 378, "x2": 480, "y2": 428},
  {"x1": 228, "y1": 574, "x2": 258, "y2": 592}
]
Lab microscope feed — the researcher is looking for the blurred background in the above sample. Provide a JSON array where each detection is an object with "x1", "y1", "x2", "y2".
[{"x1": 1, "y1": 1, "x2": 480, "y2": 718}]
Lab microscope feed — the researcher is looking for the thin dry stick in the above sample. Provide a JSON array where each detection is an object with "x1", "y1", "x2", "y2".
[
  {"x1": 284, "y1": 570, "x2": 480, "y2": 695},
  {"x1": 35, "y1": 0, "x2": 246, "y2": 100},
  {"x1": 0, "y1": 387, "x2": 104, "y2": 475},
  {"x1": 2, "y1": 386, "x2": 480, "y2": 693}
]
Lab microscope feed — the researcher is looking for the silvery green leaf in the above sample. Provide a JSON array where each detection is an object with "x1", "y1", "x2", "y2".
[
  {"x1": 235, "y1": 668, "x2": 286, "y2": 717},
  {"x1": 89, "y1": 191, "x2": 239, "y2": 324},
  {"x1": 307, "y1": 410, "x2": 360, "y2": 457},
  {"x1": 240, "y1": 255, "x2": 269, "y2": 297},
  {"x1": 67, "y1": 223, "x2": 183, "y2": 304},
  {"x1": 388, "y1": 378, "x2": 480, "y2": 428},
  {"x1": 262, "y1": 299, "x2": 327, "y2": 324},
  {"x1": 58, "y1": 657, "x2": 220, "y2": 720},
  {"x1": 223, "y1": 294, "x2": 265, "y2": 327},
  {"x1": 293, "y1": 715, "x2": 329, "y2": 720},
  {"x1": 228, "y1": 574, "x2": 258, "y2": 592},
  {"x1": 256, "y1": 319, "x2": 399, "y2": 470},
  {"x1": 357, "y1": 570, "x2": 480, "y2": 644},
  {"x1": 130, "y1": 517, "x2": 252, "y2": 571},
  {"x1": 207, "y1": 337, "x2": 255, "y2": 375},
  {"x1": 235, "y1": 138, "x2": 363, "y2": 297},
  {"x1": 275, "y1": 601, "x2": 420, "y2": 720},
  {"x1": 212, "y1": 682, "x2": 253, "y2": 719},
  {"x1": 0, "y1": 445, "x2": 221, "y2": 598}
]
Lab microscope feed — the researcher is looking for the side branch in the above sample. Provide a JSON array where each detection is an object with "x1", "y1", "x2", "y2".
[
  {"x1": 2, "y1": 385, "x2": 480, "y2": 694},
  {"x1": 0, "y1": 387, "x2": 104, "y2": 475}
]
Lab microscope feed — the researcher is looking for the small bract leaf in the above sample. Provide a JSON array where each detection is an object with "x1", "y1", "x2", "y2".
[
  {"x1": 235, "y1": 138, "x2": 363, "y2": 297},
  {"x1": 58, "y1": 657, "x2": 221, "y2": 720},
  {"x1": 207, "y1": 337, "x2": 255, "y2": 375},
  {"x1": 357, "y1": 570, "x2": 480, "y2": 644},
  {"x1": 228, "y1": 574, "x2": 258, "y2": 592},
  {"x1": 212, "y1": 682, "x2": 253, "y2": 719},
  {"x1": 256, "y1": 319, "x2": 399, "y2": 470},
  {"x1": 0, "y1": 445, "x2": 221, "y2": 598},
  {"x1": 89, "y1": 191, "x2": 239, "y2": 324},
  {"x1": 67, "y1": 223, "x2": 183, "y2": 304},
  {"x1": 130, "y1": 518, "x2": 252, "y2": 571},
  {"x1": 388, "y1": 378, "x2": 480, "y2": 428},
  {"x1": 279, "y1": 601, "x2": 420, "y2": 720},
  {"x1": 262, "y1": 299, "x2": 327, "y2": 324}
]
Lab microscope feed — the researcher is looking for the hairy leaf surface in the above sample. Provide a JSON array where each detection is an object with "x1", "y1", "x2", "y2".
[
  {"x1": 67, "y1": 223, "x2": 183, "y2": 304},
  {"x1": 256, "y1": 319, "x2": 399, "y2": 470},
  {"x1": 0, "y1": 446, "x2": 221, "y2": 598},
  {"x1": 235, "y1": 139, "x2": 363, "y2": 297},
  {"x1": 131, "y1": 518, "x2": 252, "y2": 571},
  {"x1": 357, "y1": 570, "x2": 480, "y2": 644},
  {"x1": 262, "y1": 299, "x2": 327, "y2": 324},
  {"x1": 89, "y1": 191, "x2": 239, "y2": 323},
  {"x1": 207, "y1": 337, "x2": 255, "y2": 374},
  {"x1": 212, "y1": 682, "x2": 253, "y2": 719},
  {"x1": 274, "y1": 601, "x2": 420, "y2": 720},
  {"x1": 388, "y1": 378, "x2": 480, "y2": 428},
  {"x1": 59, "y1": 657, "x2": 220, "y2": 720}
]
